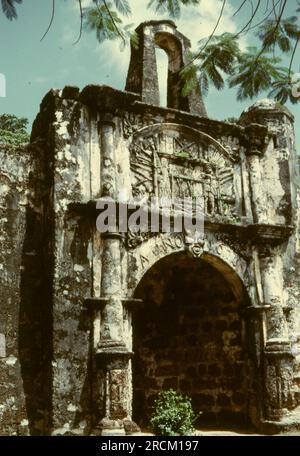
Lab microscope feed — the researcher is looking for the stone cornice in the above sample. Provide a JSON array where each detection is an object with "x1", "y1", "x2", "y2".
[
  {"x1": 37, "y1": 85, "x2": 271, "y2": 153},
  {"x1": 68, "y1": 200, "x2": 294, "y2": 245}
]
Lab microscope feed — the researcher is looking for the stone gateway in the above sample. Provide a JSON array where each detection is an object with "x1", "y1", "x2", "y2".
[{"x1": 1, "y1": 20, "x2": 300, "y2": 435}]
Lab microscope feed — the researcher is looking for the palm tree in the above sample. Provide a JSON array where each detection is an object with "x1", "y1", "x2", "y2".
[
  {"x1": 180, "y1": 33, "x2": 241, "y2": 97},
  {"x1": 147, "y1": 0, "x2": 200, "y2": 18},
  {"x1": 229, "y1": 47, "x2": 288, "y2": 101}
]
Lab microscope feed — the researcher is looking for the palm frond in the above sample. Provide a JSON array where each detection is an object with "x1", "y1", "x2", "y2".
[
  {"x1": 147, "y1": 0, "x2": 200, "y2": 18},
  {"x1": 84, "y1": 4, "x2": 123, "y2": 43},
  {"x1": 112, "y1": 0, "x2": 131, "y2": 17},
  {"x1": 1, "y1": 0, "x2": 22, "y2": 20},
  {"x1": 257, "y1": 17, "x2": 300, "y2": 54},
  {"x1": 229, "y1": 47, "x2": 287, "y2": 101},
  {"x1": 269, "y1": 76, "x2": 300, "y2": 104}
]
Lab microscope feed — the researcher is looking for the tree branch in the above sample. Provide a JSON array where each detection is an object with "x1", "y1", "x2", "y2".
[
  {"x1": 73, "y1": 0, "x2": 83, "y2": 45},
  {"x1": 247, "y1": 0, "x2": 281, "y2": 32},
  {"x1": 40, "y1": 0, "x2": 55, "y2": 41},
  {"x1": 101, "y1": 0, "x2": 126, "y2": 44},
  {"x1": 232, "y1": 0, "x2": 248, "y2": 17},
  {"x1": 232, "y1": 0, "x2": 261, "y2": 39},
  {"x1": 289, "y1": 36, "x2": 299, "y2": 78},
  {"x1": 187, "y1": 0, "x2": 227, "y2": 67},
  {"x1": 255, "y1": 0, "x2": 287, "y2": 61}
]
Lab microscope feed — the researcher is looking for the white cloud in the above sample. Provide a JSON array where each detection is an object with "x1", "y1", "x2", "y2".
[
  {"x1": 33, "y1": 76, "x2": 50, "y2": 84},
  {"x1": 89, "y1": 0, "x2": 243, "y2": 93},
  {"x1": 62, "y1": 0, "x2": 248, "y2": 98}
]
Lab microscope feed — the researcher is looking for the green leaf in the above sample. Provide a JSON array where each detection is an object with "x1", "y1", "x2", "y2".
[
  {"x1": 257, "y1": 17, "x2": 300, "y2": 54},
  {"x1": 84, "y1": 3, "x2": 123, "y2": 43},
  {"x1": 1, "y1": 0, "x2": 22, "y2": 21},
  {"x1": 150, "y1": 389, "x2": 199, "y2": 436},
  {"x1": 229, "y1": 47, "x2": 288, "y2": 101},
  {"x1": 123, "y1": 23, "x2": 139, "y2": 49},
  {"x1": 269, "y1": 76, "x2": 300, "y2": 105},
  {"x1": 0, "y1": 114, "x2": 29, "y2": 146},
  {"x1": 147, "y1": 0, "x2": 200, "y2": 18},
  {"x1": 180, "y1": 61, "x2": 199, "y2": 96},
  {"x1": 112, "y1": 0, "x2": 131, "y2": 17}
]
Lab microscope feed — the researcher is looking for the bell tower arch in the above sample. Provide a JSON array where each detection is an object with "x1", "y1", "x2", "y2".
[{"x1": 125, "y1": 20, "x2": 207, "y2": 116}]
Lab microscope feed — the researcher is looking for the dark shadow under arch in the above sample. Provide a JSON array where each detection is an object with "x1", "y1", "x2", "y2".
[{"x1": 132, "y1": 251, "x2": 256, "y2": 430}]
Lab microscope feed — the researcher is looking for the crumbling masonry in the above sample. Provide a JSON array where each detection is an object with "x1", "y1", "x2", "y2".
[{"x1": 1, "y1": 20, "x2": 300, "y2": 435}]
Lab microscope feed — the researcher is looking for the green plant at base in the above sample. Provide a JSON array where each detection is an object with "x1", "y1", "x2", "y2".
[{"x1": 150, "y1": 389, "x2": 199, "y2": 436}]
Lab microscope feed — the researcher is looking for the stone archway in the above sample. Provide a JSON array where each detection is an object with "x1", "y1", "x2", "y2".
[{"x1": 132, "y1": 251, "x2": 255, "y2": 429}]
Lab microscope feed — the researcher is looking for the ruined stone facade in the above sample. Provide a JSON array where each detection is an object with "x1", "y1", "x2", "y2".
[{"x1": 1, "y1": 20, "x2": 300, "y2": 435}]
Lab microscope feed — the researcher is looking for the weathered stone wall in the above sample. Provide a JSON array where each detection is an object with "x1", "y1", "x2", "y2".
[
  {"x1": 1, "y1": 88, "x2": 299, "y2": 435},
  {"x1": 1, "y1": 21, "x2": 300, "y2": 436},
  {"x1": 240, "y1": 100, "x2": 300, "y2": 413},
  {"x1": 0, "y1": 144, "x2": 30, "y2": 435},
  {"x1": 239, "y1": 100, "x2": 297, "y2": 225},
  {"x1": 20, "y1": 86, "x2": 298, "y2": 434},
  {"x1": 26, "y1": 88, "x2": 97, "y2": 435}
]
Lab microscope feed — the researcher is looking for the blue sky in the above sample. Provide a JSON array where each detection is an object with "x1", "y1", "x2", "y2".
[{"x1": 0, "y1": 0, "x2": 299, "y2": 148}]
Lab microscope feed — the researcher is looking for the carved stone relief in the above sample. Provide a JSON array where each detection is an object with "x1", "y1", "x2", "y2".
[
  {"x1": 122, "y1": 112, "x2": 154, "y2": 139},
  {"x1": 129, "y1": 124, "x2": 239, "y2": 219}
]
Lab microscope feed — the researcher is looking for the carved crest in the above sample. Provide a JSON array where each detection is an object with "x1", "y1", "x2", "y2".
[{"x1": 129, "y1": 123, "x2": 238, "y2": 218}]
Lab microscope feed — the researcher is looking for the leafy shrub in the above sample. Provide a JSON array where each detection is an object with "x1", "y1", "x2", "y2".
[
  {"x1": 0, "y1": 114, "x2": 30, "y2": 146},
  {"x1": 150, "y1": 389, "x2": 199, "y2": 436}
]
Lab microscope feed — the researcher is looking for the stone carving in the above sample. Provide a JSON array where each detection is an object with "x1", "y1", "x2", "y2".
[
  {"x1": 129, "y1": 124, "x2": 238, "y2": 218},
  {"x1": 258, "y1": 244, "x2": 274, "y2": 259},
  {"x1": 122, "y1": 112, "x2": 154, "y2": 139},
  {"x1": 125, "y1": 228, "x2": 155, "y2": 249},
  {"x1": 102, "y1": 157, "x2": 116, "y2": 196},
  {"x1": 219, "y1": 135, "x2": 240, "y2": 161},
  {"x1": 185, "y1": 240, "x2": 205, "y2": 258},
  {"x1": 215, "y1": 232, "x2": 252, "y2": 262},
  {"x1": 130, "y1": 134, "x2": 158, "y2": 198}
]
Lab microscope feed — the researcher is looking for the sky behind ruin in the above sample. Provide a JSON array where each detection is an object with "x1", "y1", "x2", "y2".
[{"x1": 0, "y1": 0, "x2": 299, "y2": 148}]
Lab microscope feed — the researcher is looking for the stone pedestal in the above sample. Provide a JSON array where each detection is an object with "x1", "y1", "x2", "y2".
[
  {"x1": 263, "y1": 340, "x2": 295, "y2": 420},
  {"x1": 259, "y1": 247, "x2": 295, "y2": 420},
  {"x1": 94, "y1": 352, "x2": 134, "y2": 436}
]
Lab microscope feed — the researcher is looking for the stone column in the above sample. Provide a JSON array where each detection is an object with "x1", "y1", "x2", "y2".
[
  {"x1": 259, "y1": 246, "x2": 294, "y2": 420},
  {"x1": 245, "y1": 148, "x2": 268, "y2": 224},
  {"x1": 243, "y1": 124, "x2": 269, "y2": 223},
  {"x1": 94, "y1": 117, "x2": 134, "y2": 435}
]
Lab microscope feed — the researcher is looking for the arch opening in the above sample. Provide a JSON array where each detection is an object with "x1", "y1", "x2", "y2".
[
  {"x1": 154, "y1": 32, "x2": 189, "y2": 111},
  {"x1": 132, "y1": 252, "x2": 254, "y2": 430},
  {"x1": 155, "y1": 47, "x2": 168, "y2": 107}
]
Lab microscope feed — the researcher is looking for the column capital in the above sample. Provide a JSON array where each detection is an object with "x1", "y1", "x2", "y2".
[
  {"x1": 258, "y1": 244, "x2": 275, "y2": 259},
  {"x1": 96, "y1": 340, "x2": 132, "y2": 360},
  {"x1": 243, "y1": 123, "x2": 269, "y2": 157},
  {"x1": 264, "y1": 339, "x2": 293, "y2": 356},
  {"x1": 98, "y1": 114, "x2": 116, "y2": 129}
]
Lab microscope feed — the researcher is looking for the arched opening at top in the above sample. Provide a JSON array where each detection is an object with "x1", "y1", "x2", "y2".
[
  {"x1": 125, "y1": 21, "x2": 207, "y2": 116},
  {"x1": 154, "y1": 32, "x2": 189, "y2": 111},
  {"x1": 155, "y1": 48, "x2": 168, "y2": 107},
  {"x1": 132, "y1": 251, "x2": 255, "y2": 431}
]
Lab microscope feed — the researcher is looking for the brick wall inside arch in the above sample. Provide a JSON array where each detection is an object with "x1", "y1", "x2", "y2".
[{"x1": 132, "y1": 252, "x2": 253, "y2": 429}]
